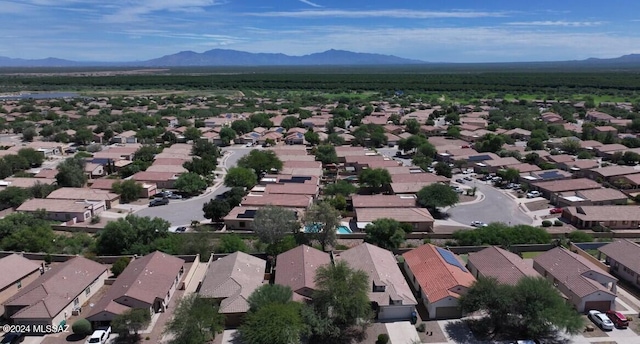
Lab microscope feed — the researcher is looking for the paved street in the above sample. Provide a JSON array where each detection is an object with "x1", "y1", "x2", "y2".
[
  {"x1": 134, "y1": 146, "x2": 253, "y2": 227},
  {"x1": 447, "y1": 178, "x2": 533, "y2": 227}
]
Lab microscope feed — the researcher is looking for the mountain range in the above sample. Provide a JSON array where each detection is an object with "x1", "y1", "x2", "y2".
[{"x1": 1, "y1": 49, "x2": 640, "y2": 68}]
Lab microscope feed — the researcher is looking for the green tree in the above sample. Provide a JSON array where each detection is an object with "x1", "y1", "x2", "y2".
[
  {"x1": 281, "y1": 116, "x2": 300, "y2": 130},
  {"x1": 238, "y1": 150, "x2": 283, "y2": 175},
  {"x1": 459, "y1": 276, "x2": 583, "y2": 339},
  {"x1": 252, "y1": 206, "x2": 299, "y2": 252},
  {"x1": 22, "y1": 127, "x2": 37, "y2": 142},
  {"x1": 74, "y1": 128, "x2": 94, "y2": 145},
  {"x1": 0, "y1": 187, "x2": 31, "y2": 209},
  {"x1": 111, "y1": 256, "x2": 131, "y2": 277},
  {"x1": 446, "y1": 126, "x2": 461, "y2": 138},
  {"x1": 404, "y1": 119, "x2": 420, "y2": 134},
  {"x1": 527, "y1": 138, "x2": 545, "y2": 151},
  {"x1": 314, "y1": 144, "x2": 338, "y2": 165},
  {"x1": 17, "y1": 148, "x2": 44, "y2": 167},
  {"x1": 221, "y1": 187, "x2": 247, "y2": 207},
  {"x1": 219, "y1": 127, "x2": 237, "y2": 146},
  {"x1": 191, "y1": 139, "x2": 220, "y2": 159},
  {"x1": 224, "y1": 167, "x2": 258, "y2": 189},
  {"x1": 249, "y1": 113, "x2": 274, "y2": 128},
  {"x1": 313, "y1": 260, "x2": 372, "y2": 334},
  {"x1": 434, "y1": 162, "x2": 452, "y2": 178},
  {"x1": 231, "y1": 119, "x2": 253, "y2": 134},
  {"x1": 358, "y1": 168, "x2": 392, "y2": 193},
  {"x1": 499, "y1": 167, "x2": 521, "y2": 183},
  {"x1": 183, "y1": 126, "x2": 202, "y2": 141},
  {"x1": 304, "y1": 130, "x2": 321, "y2": 145},
  {"x1": 71, "y1": 319, "x2": 92, "y2": 336},
  {"x1": 95, "y1": 215, "x2": 170, "y2": 255},
  {"x1": 416, "y1": 184, "x2": 459, "y2": 210},
  {"x1": 304, "y1": 201, "x2": 341, "y2": 251},
  {"x1": 364, "y1": 218, "x2": 406, "y2": 250},
  {"x1": 247, "y1": 284, "x2": 293, "y2": 312},
  {"x1": 215, "y1": 234, "x2": 248, "y2": 253},
  {"x1": 183, "y1": 157, "x2": 217, "y2": 176},
  {"x1": 174, "y1": 172, "x2": 207, "y2": 195},
  {"x1": 111, "y1": 308, "x2": 151, "y2": 340},
  {"x1": 323, "y1": 180, "x2": 357, "y2": 196},
  {"x1": 240, "y1": 302, "x2": 305, "y2": 344},
  {"x1": 55, "y1": 156, "x2": 87, "y2": 187},
  {"x1": 202, "y1": 199, "x2": 231, "y2": 223},
  {"x1": 134, "y1": 145, "x2": 160, "y2": 163},
  {"x1": 567, "y1": 231, "x2": 593, "y2": 243},
  {"x1": 112, "y1": 180, "x2": 144, "y2": 203},
  {"x1": 164, "y1": 295, "x2": 224, "y2": 344},
  {"x1": 452, "y1": 223, "x2": 551, "y2": 246},
  {"x1": 161, "y1": 131, "x2": 177, "y2": 144},
  {"x1": 560, "y1": 138, "x2": 581, "y2": 154}
]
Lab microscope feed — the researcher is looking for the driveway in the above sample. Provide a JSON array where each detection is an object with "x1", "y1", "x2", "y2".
[
  {"x1": 385, "y1": 321, "x2": 421, "y2": 344},
  {"x1": 447, "y1": 178, "x2": 532, "y2": 227},
  {"x1": 134, "y1": 147, "x2": 252, "y2": 227}
]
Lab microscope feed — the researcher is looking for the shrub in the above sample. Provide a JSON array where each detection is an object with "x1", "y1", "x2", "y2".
[
  {"x1": 416, "y1": 323, "x2": 426, "y2": 332},
  {"x1": 335, "y1": 244, "x2": 349, "y2": 250},
  {"x1": 44, "y1": 253, "x2": 52, "y2": 265},
  {"x1": 553, "y1": 220, "x2": 563, "y2": 226},
  {"x1": 111, "y1": 257, "x2": 131, "y2": 277},
  {"x1": 90, "y1": 215, "x2": 101, "y2": 224},
  {"x1": 567, "y1": 231, "x2": 594, "y2": 243},
  {"x1": 377, "y1": 334, "x2": 390, "y2": 344},
  {"x1": 423, "y1": 238, "x2": 431, "y2": 244},
  {"x1": 541, "y1": 220, "x2": 552, "y2": 227},
  {"x1": 72, "y1": 318, "x2": 92, "y2": 336}
]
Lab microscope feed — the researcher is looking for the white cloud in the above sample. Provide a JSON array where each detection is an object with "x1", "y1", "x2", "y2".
[
  {"x1": 506, "y1": 20, "x2": 605, "y2": 27},
  {"x1": 299, "y1": 0, "x2": 322, "y2": 8},
  {"x1": 101, "y1": 0, "x2": 224, "y2": 23},
  {"x1": 246, "y1": 9, "x2": 508, "y2": 19}
]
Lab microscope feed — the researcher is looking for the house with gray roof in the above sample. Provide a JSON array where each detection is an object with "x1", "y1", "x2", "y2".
[
  {"x1": 336, "y1": 243, "x2": 417, "y2": 321},
  {"x1": 598, "y1": 240, "x2": 640, "y2": 289},
  {"x1": 274, "y1": 245, "x2": 330, "y2": 302},
  {"x1": 0, "y1": 254, "x2": 42, "y2": 315},
  {"x1": 199, "y1": 252, "x2": 266, "y2": 326},
  {"x1": 467, "y1": 246, "x2": 541, "y2": 286},
  {"x1": 533, "y1": 247, "x2": 617, "y2": 312},
  {"x1": 85, "y1": 251, "x2": 185, "y2": 325},
  {"x1": 3, "y1": 256, "x2": 108, "y2": 328}
]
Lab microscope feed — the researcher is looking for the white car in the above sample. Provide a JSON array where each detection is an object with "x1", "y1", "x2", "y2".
[
  {"x1": 588, "y1": 310, "x2": 614, "y2": 331},
  {"x1": 471, "y1": 221, "x2": 488, "y2": 227},
  {"x1": 526, "y1": 191, "x2": 541, "y2": 198},
  {"x1": 86, "y1": 327, "x2": 111, "y2": 344}
]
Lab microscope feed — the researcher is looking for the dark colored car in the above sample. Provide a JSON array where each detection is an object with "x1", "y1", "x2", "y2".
[
  {"x1": 549, "y1": 208, "x2": 563, "y2": 214},
  {"x1": 605, "y1": 310, "x2": 629, "y2": 328},
  {"x1": 1, "y1": 332, "x2": 24, "y2": 344},
  {"x1": 175, "y1": 226, "x2": 187, "y2": 233},
  {"x1": 149, "y1": 198, "x2": 169, "y2": 207}
]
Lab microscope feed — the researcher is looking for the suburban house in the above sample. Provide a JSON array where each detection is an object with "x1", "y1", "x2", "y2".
[
  {"x1": 3, "y1": 257, "x2": 108, "y2": 327},
  {"x1": 467, "y1": 246, "x2": 541, "y2": 285},
  {"x1": 112, "y1": 130, "x2": 138, "y2": 144},
  {"x1": 199, "y1": 252, "x2": 267, "y2": 327},
  {"x1": 336, "y1": 243, "x2": 417, "y2": 321},
  {"x1": 355, "y1": 208, "x2": 434, "y2": 232},
  {"x1": 274, "y1": 245, "x2": 331, "y2": 302},
  {"x1": 86, "y1": 252, "x2": 185, "y2": 326},
  {"x1": 616, "y1": 174, "x2": 640, "y2": 189},
  {"x1": 475, "y1": 157, "x2": 521, "y2": 174},
  {"x1": 562, "y1": 205, "x2": 640, "y2": 229},
  {"x1": 555, "y1": 188, "x2": 628, "y2": 207},
  {"x1": 533, "y1": 247, "x2": 617, "y2": 312},
  {"x1": 519, "y1": 169, "x2": 572, "y2": 185},
  {"x1": 351, "y1": 195, "x2": 417, "y2": 209},
  {"x1": 530, "y1": 178, "x2": 602, "y2": 199},
  {"x1": 16, "y1": 199, "x2": 102, "y2": 223},
  {"x1": 585, "y1": 165, "x2": 640, "y2": 184},
  {"x1": 240, "y1": 194, "x2": 313, "y2": 209},
  {"x1": 0, "y1": 254, "x2": 42, "y2": 312},
  {"x1": 598, "y1": 240, "x2": 640, "y2": 289},
  {"x1": 259, "y1": 183, "x2": 319, "y2": 198},
  {"x1": 83, "y1": 163, "x2": 105, "y2": 179},
  {"x1": 47, "y1": 187, "x2": 119, "y2": 209},
  {"x1": 90, "y1": 178, "x2": 157, "y2": 199},
  {"x1": 131, "y1": 171, "x2": 181, "y2": 189},
  {"x1": 403, "y1": 244, "x2": 476, "y2": 319}
]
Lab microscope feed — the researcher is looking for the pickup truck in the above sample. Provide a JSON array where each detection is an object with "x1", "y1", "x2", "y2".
[{"x1": 86, "y1": 327, "x2": 111, "y2": 344}]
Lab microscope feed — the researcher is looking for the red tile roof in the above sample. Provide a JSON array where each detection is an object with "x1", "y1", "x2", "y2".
[{"x1": 403, "y1": 244, "x2": 476, "y2": 302}]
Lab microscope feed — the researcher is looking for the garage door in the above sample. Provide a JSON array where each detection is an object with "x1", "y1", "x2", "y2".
[
  {"x1": 435, "y1": 307, "x2": 461, "y2": 319},
  {"x1": 584, "y1": 300, "x2": 612, "y2": 312},
  {"x1": 378, "y1": 306, "x2": 412, "y2": 321}
]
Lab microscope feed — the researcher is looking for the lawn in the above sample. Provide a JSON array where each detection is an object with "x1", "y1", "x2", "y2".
[{"x1": 521, "y1": 251, "x2": 543, "y2": 259}]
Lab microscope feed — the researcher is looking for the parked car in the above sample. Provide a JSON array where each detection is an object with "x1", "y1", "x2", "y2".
[
  {"x1": 168, "y1": 194, "x2": 182, "y2": 199},
  {"x1": 464, "y1": 176, "x2": 472, "y2": 181},
  {"x1": 175, "y1": 226, "x2": 187, "y2": 233},
  {"x1": 549, "y1": 208, "x2": 563, "y2": 214},
  {"x1": 526, "y1": 191, "x2": 541, "y2": 198},
  {"x1": 455, "y1": 178, "x2": 465, "y2": 183},
  {"x1": 605, "y1": 310, "x2": 629, "y2": 328},
  {"x1": 1, "y1": 332, "x2": 24, "y2": 344},
  {"x1": 471, "y1": 221, "x2": 488, "y2": 227},
  {"x1": 149, "y1": 198, "x2": 169, "y2": 207},
  {"x1": 86, "y1": 327, "x2": 111, "y2": 344},
  {"x1": 588, "y1": 310, "x2": 614, "y2": 331}
]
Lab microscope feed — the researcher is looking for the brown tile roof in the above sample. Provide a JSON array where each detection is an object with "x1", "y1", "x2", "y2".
[
  {"x1": 334, "y1": 146, "x2": 371, "y2": 157},
  {"x1": 263, "y1": 183, "x2": 318, "y2": 196},
  {"x1": 152, "y1": 158, "x2": 190, "y2": 166},
  {"x1": 568, "y1": 160, "x2": 599, "y2": 170},
  {"x1": 467, "y1": 246, "x2": 540, "y2": 285},
  {"x1": 199, "y1": 252, "x2": 266, "y2": 314},
  {"x1": 241, "y1": 194, "x2": 312, "y2": 208},
  {"x1": 47, "y1": 187, "x2": 119, "y2": 201},
  {"x1": 35, "y1": 169, "x2": 58, "y2": 179},
  {"x1": 89, "y1": 178, "x2": 118, "y2": 190},
  {"x1": 344, "y1": 155, "x2": 385, "y2": 164},
  {"x1": 598, "y1": 240, "x2": 640, "y2": 274},
  {"x1": 580, "y1": 140, "x2": 604, "y2": 149},
  {"x1": 403, "y1": 245, "x2": 476, "y2": 303},
  {"x1": 483, "y1": 157, "x2": 521, "y2": 167},
  {"x1": 352, "y1": 195, "x2": 416, "y2": 208},
  {"x1": 391, "y1": 173, "x2": 449, "y2": 184},
  {"x1": 566, "y1": 205, "x2": 640, "y2": 222},
  {"x1": 86, "y1": 251, "x2": 184, "y2": 319},
  {"x1": 131, "y1": 171, "x2": 180, "y2": 182},
  {"x1": 337, "y1": 243, "x2": 417, "y2": 306},
  {"x1": 546, "y1": 154, "x2": 575, "y2": 163},
  {"x1": 0, "y1": 254, "x2": 41, "y2": 291},
  {"x1": 17, "y1": 198, "x2": 93, "y2": 213},
  {"x1": 3, "y1": 177, "x2": 56, "y2": 188},
  {"x1": 282, "y1": 161, "x2": 322, "y2": 169},
  {"x1": 534, "y1": 178, "x2": 601, "y2": 193},
  {"x1": 590, "y1": 165, "x2": 640, "y2": 178},
  {"x1": 533, "y1": 247, "x2": 616, "y2": 298},
  {"x1": 4, "y1": 257, "x2": 107, "y2": 320},
  {"x1": 274, "y1": 245, "x2": 330, "y2": 300},
  {"x1": 356, "y1": 207, "x2": 433, "y2": 223},
  {"x1": 390, "y1": 182, "x2": 439, "y2": 194},
  {"x1": 574, "y1": 188, "x2": 628, "y2": 202},
  {"x1": 507, "y1": 163, "x2": 541, "y2": 173},
  {"x1": 595, "y1": 144, "x2": 628, "y2": 153}
]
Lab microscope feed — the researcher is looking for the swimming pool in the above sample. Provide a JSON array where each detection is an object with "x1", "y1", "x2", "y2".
[{"x1": 304, "y1": 224, "x2": 353, "y2": 234}]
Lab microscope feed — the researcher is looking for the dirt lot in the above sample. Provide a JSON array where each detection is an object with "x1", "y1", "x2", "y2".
[{"x1": 525, "y1": 199, "x2": 553, "y2": 212}]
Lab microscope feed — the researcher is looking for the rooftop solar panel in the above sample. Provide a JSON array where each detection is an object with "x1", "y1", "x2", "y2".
[
  {"x1": 467, "y1": 155, "x2": 492, "y2": 162},
  {"x1": 538, "y1": 170, "x2": 563, "y2": 179},
  {"x1": 237, "y1": 209, "x2": 257, "y2": 219},
  {"x1": 436, "y1": 247, "x2": 468, "y2": 272}
]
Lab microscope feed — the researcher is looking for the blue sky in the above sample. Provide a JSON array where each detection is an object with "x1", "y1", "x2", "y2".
[{"x1": 2, "y1": 0, "x2": 640, "y2": 62}]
